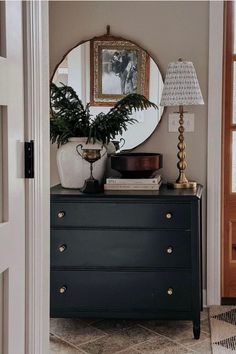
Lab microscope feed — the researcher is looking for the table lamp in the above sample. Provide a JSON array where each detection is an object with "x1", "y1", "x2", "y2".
[{"x1": 160, "y1": 58, "x2": 204, "y2": 189}]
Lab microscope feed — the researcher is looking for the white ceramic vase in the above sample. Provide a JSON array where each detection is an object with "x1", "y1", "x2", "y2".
[{"x1": 57, "y1": 137, "x2": 107, "y2": 189}]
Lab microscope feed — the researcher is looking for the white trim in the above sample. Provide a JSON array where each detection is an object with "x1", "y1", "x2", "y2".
[
  {"x1": 207, "y1": 1, "x2": 224, "y2": 306},
  {"x1": 24, "y1": 1, "x2": 50, "y2": 353},
  {"x1": 203, "y1": 289, "x2": 207, "y2": 308}
]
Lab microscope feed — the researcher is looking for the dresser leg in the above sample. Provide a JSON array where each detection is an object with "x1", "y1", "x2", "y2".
[{"x1": 193, "y1": 321, "x2": 200, "y2": 339}]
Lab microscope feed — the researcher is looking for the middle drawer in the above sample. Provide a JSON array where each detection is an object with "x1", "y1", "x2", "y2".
[{"x1": 51, "y1": 229, "x2": 191, "y2": 268}]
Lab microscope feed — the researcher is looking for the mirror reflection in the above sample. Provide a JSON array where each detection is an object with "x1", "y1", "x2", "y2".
[{"x1": 52, "y1": 37, "x2": 164, "y2": 150}]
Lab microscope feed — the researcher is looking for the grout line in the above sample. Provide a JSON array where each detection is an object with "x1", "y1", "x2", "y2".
[
  {"x1": 181, "y1": 331, "x2": 210, "y2": 347},
  {"x1": 116, "y1": 347, "x2": 143, "y2": 354},
  {"x1": 78, "y1": 323, "x2": 158, "y2": 354},
  {"x1": 75, "y1": 334, "x2": 109, "y2": 348},
  {"x1": 190, "y1": 337, "x2": 211, "y2": 350},
  {"x1": 77, "y1": 325, "x2": 148, "y2": 354},
  {"x1": 73, "y1": 346, "x2": 91, "y2": 354},
  {"x1": 81, "y1": 324, "x2": 108, "y2": 337},
  {"x1": 77, "y1": 333, "x2": 109, "y2": 347},
  {"x1": 81, "y1": 319, "x2": 104, "y2": 326},
  {"x1": 88, "y1": 322, "x2": 137, "y2": 334},
  {"x1": 170, "y1": 333, "x2": 209, "y2": 349},
  {"x1": 201, "y1": 331, "x2": 210, "y2": 335},
  {"x1": 115, "y1": 348, "x2": 141, "y2": 354},
  {"x1": 138, "y1": 321, "x2": 211, "y2": 347},
  {"x1": 127, "y1": 334, "x2": 197, "y2": 354},
  {"x1": 137, "y1": 324, "x2": 196, "y2": 352},
  {"x1": 77, "y1": 331, "x2": 155, "y2": 354},
  {"x1": 50, "y1": 332, "x2": 87, "y2": 352},
  {"x1": 113, "y1": 335, "x2": 162, "y2": 354},
  {"x1": 132, "y1": 349, "x2": 146, "y2": 354},
  {"x1": 50, "y1": 330, "x2": 109, "y2": 351}
]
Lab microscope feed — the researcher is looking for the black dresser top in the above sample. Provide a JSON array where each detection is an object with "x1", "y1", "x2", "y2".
[{"x1": 51, "y1": 184, "x2": 203, "y2": 201}]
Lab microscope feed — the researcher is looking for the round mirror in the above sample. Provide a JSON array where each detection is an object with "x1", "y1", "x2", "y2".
[{"x1": 52, "y1": 35, "x2": 164, "y2": 150}]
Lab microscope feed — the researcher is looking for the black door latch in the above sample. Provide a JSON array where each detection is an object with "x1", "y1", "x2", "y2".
[{"x1": 25, "y1": 140, "x2": 34, "y2": 178}]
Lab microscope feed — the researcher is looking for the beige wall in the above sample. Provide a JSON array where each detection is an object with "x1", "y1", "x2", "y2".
[
  {"x1": 0, "y1": 109, "x2": 2, "y2": 224},
  {"x1": 49, "y1": 1, "x2": 209, "y2": 287},
  {"x1": 0, "y1": 273, "x2": 2, "y2": 354}
]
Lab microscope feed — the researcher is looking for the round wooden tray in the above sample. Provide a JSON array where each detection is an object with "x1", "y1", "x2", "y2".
[{"x1": 111, "y1": 152, "x2": 163, "y2": 178}]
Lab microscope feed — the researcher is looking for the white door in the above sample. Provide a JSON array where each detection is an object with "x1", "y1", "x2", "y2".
[{"x1": 0, "y1": 1, "x2": 25, "y2": 354}]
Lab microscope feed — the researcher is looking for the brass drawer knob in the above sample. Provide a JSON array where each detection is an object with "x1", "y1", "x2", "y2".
[
  {"x1": 59, "y1": 286, "x2": 67, "y2": 294},
  {"x1": 167, "y1": 287, "x2": 174, "y2": 296},
  {"x1": 166, "y1": 212, "x2": 172, "y2": 219},
  {"x1": 57, "y1": 211, "x2": 65, "y2": 219},
  {"x1": 166, "y1": 246, "x2": 173, "y2": 254},
  {"x1": 59, "y1": 244, "x2": 67, "y2": 253}
]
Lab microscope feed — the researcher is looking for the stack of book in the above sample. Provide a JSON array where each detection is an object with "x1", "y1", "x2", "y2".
[{"x1": 104, "y1": 175, "x2": 162, "y2": 191}]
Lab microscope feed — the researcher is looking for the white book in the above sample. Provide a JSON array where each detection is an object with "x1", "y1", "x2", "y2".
[
  {"x1": 104, "y1": 181, "x2": 162, "y2": 191},
  {"x1": 106, "y1": 175, "x2": 162, "y2": 185}
]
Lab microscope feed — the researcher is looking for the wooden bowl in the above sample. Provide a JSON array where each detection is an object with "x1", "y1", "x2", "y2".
[{"x1": 111, "y1": 153, "x2": 163, "y2": 178}]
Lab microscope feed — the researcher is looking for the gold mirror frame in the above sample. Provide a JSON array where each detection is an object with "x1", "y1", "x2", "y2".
[{"x1": 90, "y1": 36, "x2": 150, "y2": 106}]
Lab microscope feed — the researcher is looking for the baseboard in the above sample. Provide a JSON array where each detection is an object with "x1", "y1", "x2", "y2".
[{"x1": 203, "y1": 289, "x2": 207, "y2": 308}]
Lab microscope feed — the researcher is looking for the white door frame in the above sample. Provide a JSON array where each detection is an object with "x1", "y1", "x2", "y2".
[
  {"x1": 23, "y1": 1, "x2": 50, "y2": 353},
  {"x1": 207, "y1": 1, "x2": 224, "y2": 306}
]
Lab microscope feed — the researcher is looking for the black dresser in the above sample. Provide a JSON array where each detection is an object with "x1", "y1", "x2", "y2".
[{"x1": 50, "y1": 184, "x2": 203, "y2": 339}]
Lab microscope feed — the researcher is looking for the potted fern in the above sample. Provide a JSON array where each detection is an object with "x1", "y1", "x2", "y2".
[{"x1": 50, "y1": 83, "x2": 157, "y2": 188}]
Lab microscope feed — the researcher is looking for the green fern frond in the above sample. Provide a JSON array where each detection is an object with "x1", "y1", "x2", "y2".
[
  {"x1": 50, "y1": 83, "x2": 158, "y2": 146},
  {"x1": 50, "y1": 83, "x2": 91, "y2": 146},
  {"x1": 89, "y1": 93, "x2": 158, "y2": 143}
]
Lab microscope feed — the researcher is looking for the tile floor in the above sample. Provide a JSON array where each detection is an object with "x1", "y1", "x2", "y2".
[{"x1": 50, "y1": 309, "x2": 211, "y2": 354}]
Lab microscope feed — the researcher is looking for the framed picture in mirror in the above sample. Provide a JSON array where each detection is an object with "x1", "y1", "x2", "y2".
[
  {"x1": 90, "y1": 38, "x2": 150, "y2": 106},
  {"x1": 51, "y1": 32, "x2": 164, "y2": 150}
]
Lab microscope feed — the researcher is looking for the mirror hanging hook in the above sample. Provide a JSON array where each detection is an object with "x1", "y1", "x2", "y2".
[{"x1": 106, "y1": 25, "x2": 111, "y2": 36}]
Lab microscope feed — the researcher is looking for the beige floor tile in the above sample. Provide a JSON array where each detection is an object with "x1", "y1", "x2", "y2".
[
  {"x1": 120, "y1": 325, "x2": 160, "y2": 345},
  {"x1": 50, "y1": 335, "x2": 84, "y2": 353},
  {"x1": 116, "y1": 349, "x2": 141, "y2": 354},
  {"x1": 152, "y1": 348, "x2": 194, "y2": 354},
  {"x1": 201, "y1": 308, "x2": 209, "y2": 321},
  {"x1": 172, "y1": 328, "x2": 210, "y2": 347},
  {"x1": 50, "y1": 318, "x2": 106, "y2": 347},
  {"x1": 134, "y1": 336, "x2": 194, "y2": 354},
  {"x1": 201, "y1": 318, "x2": 210, "y2": 334},
  {"x1": 77, "y1": 318, "x2": 101, "y2": 326},
  {"x1": 139, "y1": 320, "x2": 192, "y2": 337},
  {"x1": 190, "y1": 338, "x2": 212, "y2": 354},
  {"x1": 79, "y1": 325, "x2": 159, "y2": 354},
  {"x1": 92, "y1": 319, "x2": 137, "y2": 334},
  {"x1": 79, "y1": 335, "x2": 125, "y2": 354},
  {"x1": 50, "y1": 316, "x2": 211, "y2": 354},
  {"x1": 140, "y1": 320, "x2": 209, "y2": 346}
]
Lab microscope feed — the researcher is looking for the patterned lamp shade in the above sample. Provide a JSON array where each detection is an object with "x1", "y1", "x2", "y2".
[{"x1": 160, "y1": 60, "x2": 204, "y2": 106}]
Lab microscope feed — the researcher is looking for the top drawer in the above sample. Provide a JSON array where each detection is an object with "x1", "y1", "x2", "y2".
[{"x1": 51, "y1": 201, "x2": 191, "y2": 229}]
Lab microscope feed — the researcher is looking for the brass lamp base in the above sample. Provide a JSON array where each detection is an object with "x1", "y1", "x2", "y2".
[
  {"x1": 167, "y1": 181, "x2": 197, "y2": 189},
  {"x1": 168, "y1": 104, "x2": 197, "y2": 190}
]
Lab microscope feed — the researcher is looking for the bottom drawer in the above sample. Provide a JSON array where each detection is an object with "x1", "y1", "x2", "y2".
[{"x1": 50, "y1": 270, "x2": 192, "y2": 315}]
